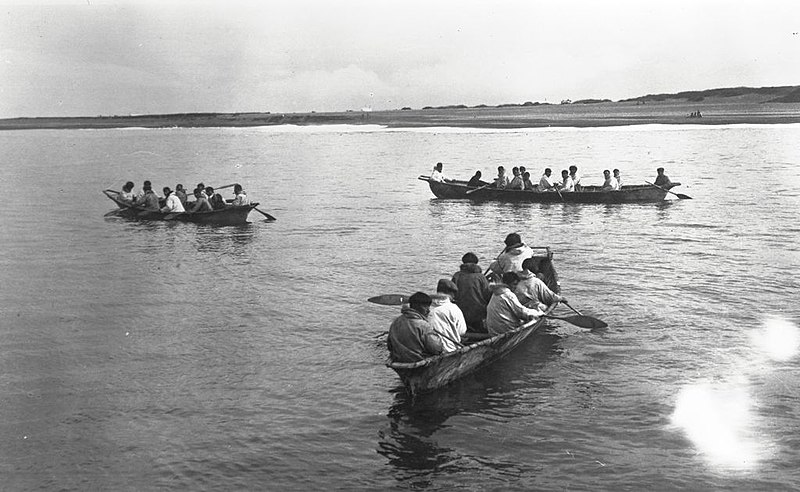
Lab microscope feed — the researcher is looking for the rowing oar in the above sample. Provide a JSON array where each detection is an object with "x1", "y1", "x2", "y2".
[
  {"x1": 466, "y1": 183, "x2": 492, "y2": 195},
  {"x1": 367, "y1": 294, "x2": 607, "y2": 329},
  {"x1": 254, "y1": 207, "x2": 276, "y2": 221},
  {"x1": 645, "y1": 181, "x2": 692, "y2": 199}
]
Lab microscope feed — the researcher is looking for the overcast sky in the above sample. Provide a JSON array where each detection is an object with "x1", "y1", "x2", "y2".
[{"x1": 1, "y1": 0, "x2": 799, "y2": 118}]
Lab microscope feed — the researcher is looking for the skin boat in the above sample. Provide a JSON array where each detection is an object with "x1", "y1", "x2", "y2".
[
  {"x1": 419, "y1": 175, "x2": 683, "y2": 203},
  {"x1": 386, "y1": 247, "x2": 561, "y2": 397},
  {"x1": 102, "y1": 189, "x2": 259, "y2": 226}
]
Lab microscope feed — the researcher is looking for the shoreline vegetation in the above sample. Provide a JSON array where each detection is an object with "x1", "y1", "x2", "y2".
[{"x1": 3, "y1": 85, "x2": 800, "y2": 131}]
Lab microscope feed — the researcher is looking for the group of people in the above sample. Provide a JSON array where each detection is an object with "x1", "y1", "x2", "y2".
[
  {"x1": 387, "y1": 233, "x2": 567, "y2": 363},
  {"x1": 117, "y1": 181, "x2": 251, "y2": 213},
  {"x1": 437, "y1": 162, "x2": 672, "y2": 193}
]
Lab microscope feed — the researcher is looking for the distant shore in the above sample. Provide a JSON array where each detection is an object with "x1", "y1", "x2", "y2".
[{"x1": 3, "y1": 98, "x2": 800, "y2": 131}]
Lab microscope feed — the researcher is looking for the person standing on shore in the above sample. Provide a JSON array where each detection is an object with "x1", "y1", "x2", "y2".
[{"x1": 654, "y1": 167, "x2": 672, "y2": 187}]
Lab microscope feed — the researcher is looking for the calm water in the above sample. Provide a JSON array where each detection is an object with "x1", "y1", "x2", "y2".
[{"x1": 1, "y1": 123, "x2": 799, "y2": 490}]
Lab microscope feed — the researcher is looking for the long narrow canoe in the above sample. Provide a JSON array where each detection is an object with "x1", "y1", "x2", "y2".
[
  {"x1": 103, "y1": 189, "x2": 259, "y2": 226},
  {"x1": 387, "y1": 247, "x2": 560, "y2": 396},
  {"x1": 419, "y1": 175, "x2": 682, "y2": 203}
]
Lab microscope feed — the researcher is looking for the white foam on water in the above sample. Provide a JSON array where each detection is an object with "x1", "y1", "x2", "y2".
[{"x1": 750, "y1": 316, "x2": 800, "y2": 362}]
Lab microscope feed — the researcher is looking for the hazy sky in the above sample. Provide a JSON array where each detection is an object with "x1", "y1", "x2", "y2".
[{"x1": 1, "y1": 0, "x2": 799, "y2": 117}]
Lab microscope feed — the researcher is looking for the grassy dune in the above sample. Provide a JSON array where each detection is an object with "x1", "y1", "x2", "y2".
[{"x1": 3, "y1": 86, "x2": 800, "y2": 130}]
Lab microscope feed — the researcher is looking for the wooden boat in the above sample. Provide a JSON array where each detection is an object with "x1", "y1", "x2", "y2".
[
  {"x1": 387, "y1": 247, "x2": 561, "y2": 396},
  {"x1": 102, "y1": 189, "x2": 259, "y2": 226},
  {"x1": 419, "y1": 175, "x2": 683, "y2": 203}
]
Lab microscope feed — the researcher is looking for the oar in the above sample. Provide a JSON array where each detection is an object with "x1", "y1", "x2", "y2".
[
  {"x1": 645, "y1": 181, "x2": 692, "y2": 199},
  {"x1": 466, "y1": 183, "x2": 492, "y2": 195},
  {"x1": 368, "y1": 294, "x2": 607, "y2": 329},
  {"x1": 215, "y1": 183, "x2": 237, "y2": 190},
  {"x1": 254, "y1": 207, "x2": 277, "y2": 221}
]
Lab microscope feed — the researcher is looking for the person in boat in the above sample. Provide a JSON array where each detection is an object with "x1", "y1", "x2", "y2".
[
  {"x1": 538, "y1": 168, "x2": 556, "y2": 191},
  {"x1": 188, "y1": 188, "x2": 213, "y2": 213},
  {"x1": 522, "y1": 171, "x2": 535, "y2": 191},
  {"x1": 430, "y1": 162, "x2": 446, "y2": 182},
  {"x1": 206, "y1": 186, "x2": 226, "y2": 210},
  {"x1": 508, "y1": 167, "x2": 524, "y2": 190},
  {"x1": 569, "y1": 165, "x2": 582, "y2": 191},
  {"x1": 134, "y1": 180, "x2": 152, "y2": 204},
  {"x1": 138, "y1": 183, "x2": 160, "y2": 211},
  {"x1": 160, "y1": 187, "x2": 185, "y2": 213},
  {"x1": 488, "y1": 232, "x2": 535, "y2": 278},
  {"x1": 559, "y1": 169, "x2": 575, "y2": 192},
  {"x1": 230, "y1": 184, "x2": 251, "y2": 206},
  {"x1": 654, "y1": 167, "x2": 672, "y2": 187},
  {"x1": 492, "y1": 166, "x2": 509, "y2": 189},
  {"x1": 515, "y1": 258, "x2": 565, "y2": 311},
  {"x1": 467, "y1": 170, "x2": 488, "y2": 187},
  {"x1": 118, "y1": 181, "x2": 135, "y2": 205},
  {"x1": 486, "y1": 272, "x2": 545, "y2": 335},
  {"x1": 174, "y1": 184, "x2": 188, "y2": 207},
  {"x1": 428, "y1": 279, "x2": 467, "y2": 352},
  {"x1": 602, "y1": 170, "x2": 619, "y2": 191},
  {"x1": 519, "y1": 165, "x2": 527, "y2": 176},
  {"x1": 387, "y1": 292, "x2": 444, "y2": 363},
  {"x1": 452, "y1": 252, "x2": 492, "y2": 333},
  {"x1": 613, "y1": 169, "x2": 622, "y2": 189}
]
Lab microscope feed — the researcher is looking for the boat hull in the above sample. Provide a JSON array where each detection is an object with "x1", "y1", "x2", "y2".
[
  {"x1": 103, "y1": 190, "x2": 258, "y2": 226},
  {"x1": 421, "y1": 176, "x2": 680, "y2": 203},
  {"x1": 387, "y1": 248, "x2": 560, "y2": 396}
]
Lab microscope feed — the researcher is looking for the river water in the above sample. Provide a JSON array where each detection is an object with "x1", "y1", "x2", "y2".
[{"x1": 0, "y1": 123, "x2": 799, "y2": 490}]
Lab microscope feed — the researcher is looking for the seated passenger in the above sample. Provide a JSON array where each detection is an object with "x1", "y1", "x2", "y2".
[
  {"x1": 174, "y1": 184, "x2": 188, "y2": 207},
  {"x1": 493, "y1": 166, "x2": 509, "y2": 189},
  {"x1": 230, "y1": 184, "x2": 251, "y2": 206},
  {"x1": 613, "y1": 169, "x2": 622, "y2": 189},
  {"x1": 601, "y1": 169, "x2": 619, "y2": 191},
  {"x1": 560, "y1": 169, "x2": 575, "y2": 192},
  {"x1": 138, "y1": 183, "x2": 160, "y2": 211},
  {"x1": 430, "y1": 162, "x2": 447, "y2": 182},
  {"x1": 118, "y1": 181, "x2": 135, "y2": 205},
  {"x1": 387, "y1": 292, "x2": 444, "y2": 363},
  {"x1": 428, "y1": 279, "x2": 467, "y2": 352},
  {"x1": 486, "y1": 272, "x2": 544, "y2": 335},
  {"x1": 467, "y1": 170, "x2": 488, "y2": 187},
  {"x1": 452, "y1": 252, "x2": 492, "y2": 333},
  {"x1": 515, "y1": 258, "x2": 565, "y2": 311},
  {"x1": 206, "y1": 187, "x2": 226, "y2": 210},
  {"x1": 188, "y1": 188, "x2": 213, "y2": 212},
  {"x1": 538, "y1": 168, "x2": 556, "y2": 191},
  {"x1": 654, "y1": 167, "x2": 672, "y2": 187},
  {"x1": 522, "y1": 172, "x2": 535, "y2": 190},
  {"x1": 508, "y1": 167, "x2": 524, "y2": 190},
  {"x1": 569, "y1": 165, "x2": 582, "y2": 191},
  {"x1": 160, "y1": 187, "x2": 185, "y2": 213},
  {"x1": 488, "y1": 232, "x2": 535, "y2": 277}
]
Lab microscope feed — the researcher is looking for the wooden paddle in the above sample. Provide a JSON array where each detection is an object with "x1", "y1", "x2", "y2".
[
  {"x1": 645, "y1": 181, "x2": 692, "y2": 199},
  {"x1": 466, "y1": 183, "x2": 492, "y2": 194},
  {"x1": 254, "y1": 207, "x2": 277, "y2": 221},
  {"x1": 367, "y1": 294, "x2": 606, "y2": 329}
]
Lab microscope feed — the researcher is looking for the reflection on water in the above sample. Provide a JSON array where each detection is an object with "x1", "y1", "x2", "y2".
[{"x1": 751, "y1": 316, "x2": 800, "y2": 362}]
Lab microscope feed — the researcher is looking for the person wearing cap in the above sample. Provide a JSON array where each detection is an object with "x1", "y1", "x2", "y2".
[
  {"x1": 486, "y1": 272, "x2": 544, "y2": 335},
  {"x1": 429, "y1": 162, "x2": 447, "y2": 182},
  {"x1": 515, "y1": 257, "x2": 565, "y2": 311},
  {"x1": 160, "y1": 187, "x2": 185, "y2": 213},
  {"x1": 428, "y1": 279, "x2": 467, "y2": 352},
  {"x1": 387, "y1": 292, "x2": 444, "y2": 363},
  {"x1": 230, "y1": 184, "x2": 251, "y2": 206},
  {"x1": 138, "y1": 183, "x2": 160, "y2": 211},
  {"x1": 654, "y1": 167, "x2": 672, "y2": 187},
  {"x1": 488, "y1": 233, "x2": 535, "y2": 277},
  {"x1": 452, "y1": 252, "x2": 492, "y2": 333}
]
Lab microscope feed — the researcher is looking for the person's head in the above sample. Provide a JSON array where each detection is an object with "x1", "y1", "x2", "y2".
[
  {"x1": 603, "y1": 169, "x2": 611, "y2": 177},
  {"x1": 176, "y1": 184, "x2": 184, "y2": 191},
  {"x1": 143, "y1": 180, "x2": 151, "y2": 187},
  {"x1": 435, "y1": 162, "x2": 443, "y2": 172},
  {"x1": 143, "y1": 184, "x2": 152, "y2": 192},
  {"x1": 234, "y1": 184, "x2": 243, "y2": 194},
  {"x1": 205, "y1": 186, "x2": 214, "y2": 196},
  {"x1": 196, "y1": 182, "x2": 205, "y2": 191},
  {"x1": 501, "y1": 271, "x2": 520, "y2": 288},
  {"x1": 497, "y1": 166, "x2": 505, "y2": 175},
  {"x1": 462, "y1": 252, "x2": 479, "y2": 264},
  {"x1": 436, "y1": 279, "x2": 458, "y2": 298},
  {"x1": 504, "y1": 232, "x2": 522, "y2": 248},
  {"x1": 512, "y1": 166, "x2": 520, "y2": 176},
  {"x1": 522, "y1": 171, "x2": 530, "y2": 180},
  {"x1": 519, "y1": 166, "x2": 526, "y2": 174},
  {"x1": 521, "y1": 257, "x2": 538, "y2": 273},
  {"x1": 408, "y1": 291, "x2": 432, "y2": 316},
  {"x1": 123, "y1": 181, "x2": 134, "y2": 192},
  {"x1": 569, "y1": 165, "x2": 577, "y2": 174},
  {"x1": 544, "y1": 168, "x2": 551, "y2": 176},
  {"x1": 613, "y1": 169, "x2": 620, "y2": 176},
  {"x1": 561, "y1": 169, "x2": 569, "y2": 178},
  {"x1": 194, "y1": 189, "x2": 202, "y2": 198},
  {"x1": 473, "y1": 170, "x2": 481, "y2": 178},
  {"x1": 163, "y1": 187, "x2": 172, "y2": 196},
  {"x1": 657, "y1": 167, "x2": 665, "y2": 175}
]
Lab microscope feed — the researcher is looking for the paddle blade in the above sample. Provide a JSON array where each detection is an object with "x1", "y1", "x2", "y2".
[
  {"x1": 368, "y1": 294, "x2": 407, "y2": 306},
  {"x1": 676, "y1": 193, "x2": 692, "y2": 199},
  {"x1": 560, "y1": 315, "x2": 608, "y2": 329}
]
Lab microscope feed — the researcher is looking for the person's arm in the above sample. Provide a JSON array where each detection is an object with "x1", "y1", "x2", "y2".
[
  {"x1": 421, "y1": 327, "x2": 444, "y2": 355},
  {"x1": 509, "y1": 293, "x2": 543, "y2": 320}
]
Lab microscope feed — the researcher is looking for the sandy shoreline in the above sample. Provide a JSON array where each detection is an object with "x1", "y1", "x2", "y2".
[{"x1": 3, "y1": 99, "x2": 800, "y2": 130}]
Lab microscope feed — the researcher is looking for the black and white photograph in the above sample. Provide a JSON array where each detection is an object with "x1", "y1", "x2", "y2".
[{"x1": 1, "y1": 0, "x2": 799, "y2": 489}]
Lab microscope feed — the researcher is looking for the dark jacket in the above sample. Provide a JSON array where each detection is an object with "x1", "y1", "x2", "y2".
[
  {"x1": 452, "y1": 263, "x2": 492, "y2": 330},
  {"x1": 387, "y1": 307, "x2": 444, "y2": 363}
]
